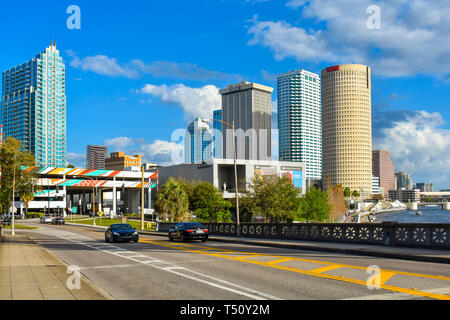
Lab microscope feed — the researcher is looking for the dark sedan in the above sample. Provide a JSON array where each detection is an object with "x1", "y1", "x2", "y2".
[
  {"x1": 105, "y1": 223, "x2": 139, "y2": 243},
  {"x1": 52, "y1": 217, "x2": 65, "y2": 225},
  {"x1": 1, "y1": 216, "x2": 11, "y2": 226},
  {"x1": 168, "y1": 222, "x2": 209, "y2": 242}
]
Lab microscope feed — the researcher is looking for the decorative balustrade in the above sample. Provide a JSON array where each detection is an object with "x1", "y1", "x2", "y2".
[{"x1": 156, "y1": 222, "x2": 450, "y2": 249}]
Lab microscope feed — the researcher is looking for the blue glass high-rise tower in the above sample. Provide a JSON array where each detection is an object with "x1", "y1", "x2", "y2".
[
  {"x1": 212, "y1": 109, "x2": 223, "y2": 159},
  {"x1": 1, "y1": 43, "x2": 66, "y2": 167},
  {"x1": 184, "y1": 118, "x2": 213, "y2": 163}
]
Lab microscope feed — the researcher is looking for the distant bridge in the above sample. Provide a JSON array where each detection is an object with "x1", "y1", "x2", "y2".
[{"x1": 407, "y1": 201, "x2": 450, "y2": 210}]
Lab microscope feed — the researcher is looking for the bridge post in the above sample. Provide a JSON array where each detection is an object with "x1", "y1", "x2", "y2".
[
  {"x1": 443, "y1": 202, "x2": 450, "y2": 210},
  {"x1": 382, "y1": 221, "x2": 398, "y2": 246},
  {"x1": 407, "y1": 202, "x2": 418, "y2": 210}
]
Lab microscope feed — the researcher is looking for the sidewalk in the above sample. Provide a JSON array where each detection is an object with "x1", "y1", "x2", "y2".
[
  {"x1": 0, "y1": 231, "x2": 110, "y2": 300},
  {"x1": 64, "y1": 221, "x2": 450, "y2": 264}
]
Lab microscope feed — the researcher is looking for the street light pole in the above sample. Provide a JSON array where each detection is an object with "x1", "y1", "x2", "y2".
[
  {"x1": 93, "y1": 184, "x2": 96, "y2": 227},
  {"x1": 11, "y1": 165, "x2": 16, "y2": 236},
  {"x1": 141, "y1": 164, "x2": 145, "y2": 231},
  {"x1": 85, "y1": 177, "x2": 96, "y2": 226},
  {"x1": 232, "y1": 121, "x2": 240, "y2": 234}
]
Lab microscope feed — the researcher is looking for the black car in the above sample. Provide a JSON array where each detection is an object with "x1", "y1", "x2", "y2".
[
  {"x1": 105, "y1": 223, "x2": 139, "y2": 243},
  {"x1": 1, "y1": 216, "x2": 11, "y2": 226},
  {"x1": 168, "y1": 222, "x2": 209, "y2": 242},
  {"x1": 52, "y1": 217, "x2": 65, "y2": 225}
]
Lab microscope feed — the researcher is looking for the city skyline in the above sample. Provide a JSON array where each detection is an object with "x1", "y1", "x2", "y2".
[{"x1": 0, "y1": 1, "x2": 449, "y2": 189}]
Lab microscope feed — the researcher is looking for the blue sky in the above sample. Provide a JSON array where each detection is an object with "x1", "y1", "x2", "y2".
[{"x1": 1, "y1": 0, "x2": 450, "y2": 189}]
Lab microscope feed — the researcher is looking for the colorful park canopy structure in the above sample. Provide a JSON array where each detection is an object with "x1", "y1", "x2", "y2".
[
  {"x1": 22, "y1": 166, "x2": 158, "y2": 189},
  {"x1": 17, "y1": 166, "x2": 159, "y2": 216}
]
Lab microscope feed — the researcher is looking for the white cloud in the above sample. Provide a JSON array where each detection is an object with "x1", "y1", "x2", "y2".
[
  {"x1": 248, "y1": 1, "x2": 450, "y2": 78},
  {"x1": 140, "y1": 83, "x2": 221, "y2": 120},
  {"x1": 374, "y1": 111, "x2": 450, "y2": 189},
  {"x1": 140, "y1": 139, "x2": 184, "y2": 166},
  {"x1": 67, "y1": 52, "x2": 239, "y2": 81},
  {"x1": 103, "y1": 136, "x2": 184, "y2": 166},
  {"x1": 104, "y1": 137, "x2": 145, "y2": 151},
  {"x1": 248, "y1": 16, "x2": 337, "y2": 62},
  {"x1": 70, "y1": 55, "x2": 139, "y2": 78}
]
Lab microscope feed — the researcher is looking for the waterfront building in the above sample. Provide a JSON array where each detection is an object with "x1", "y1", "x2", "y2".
[
  {"x1": 277, "y1": 70, "x2": 322, "y2": 181},
  {"x1": 184, "y1": 118, "x2": 213, "y2": 163},
  {"x1": 321, "y1": 64, "x2": 372, "y2": 197},
  {"x1": 372, "y1": 150, "x2": 395, "y2": 198},
  {"x1": 86, "y1": 145, "x2": 109, "y2": 169},
  {"x1": 395, "y1": 172, "x2": 413, "y2": 190},
  {"x1": 388, "y1": 189, "x2": 420, "y2": 203},
  {"x1": 220, "y1": 81, "x2": 273, "y2": 161},
  {"x1": 414, "y1": 182, "x2": 433, "y2": 192},
  {"x1": 105, "y1": 152, "x2": 142, "y2": 171},
  {"x1": 1, "y1": 43, "x2": 66, "y2": 167},
  {"x1": 212, "y1": 109, "x2": 223, "y2": 159}
]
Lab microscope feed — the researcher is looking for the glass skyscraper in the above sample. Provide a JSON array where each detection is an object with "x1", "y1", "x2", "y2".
[
  {"x1": 212, "y1": 109, "x2": 223, "y2": 159},
  {"x1": 185, "y1": 118, "x2": 213, "y2": 163},
  {"x1": 1, "y1": 43, "x2": 66, "y2": 167},
  {"x1": 277, "y1": 69, "x2": 322, "y2": 180}
]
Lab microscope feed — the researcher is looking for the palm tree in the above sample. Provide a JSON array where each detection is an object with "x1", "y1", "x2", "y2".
[{"x1": 155, "y1": 178, "x2": 189, "y2": 222}]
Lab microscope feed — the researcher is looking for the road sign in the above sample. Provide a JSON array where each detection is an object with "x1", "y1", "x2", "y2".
[{"x1": 98, "y1": 210, "x2": 104, "y2": 217}]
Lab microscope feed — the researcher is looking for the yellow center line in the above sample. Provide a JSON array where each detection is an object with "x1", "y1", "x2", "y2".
[
  {"x1": 266, "y1": 258, "x2": 295, "y2": 265},
  {"x1": 139, "y1": 239, "x2": 450, "y2": 300},
  {"x1": 310, "y1": 264, "x2": 342, "y2": 274},
  {"x1": 233, "y1": 254, "x2": 263, "y2": 260}
]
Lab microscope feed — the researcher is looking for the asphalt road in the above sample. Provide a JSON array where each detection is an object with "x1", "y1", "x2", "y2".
[{"x1": 18, "y1": 221, "x2": 450, "y2": 300}]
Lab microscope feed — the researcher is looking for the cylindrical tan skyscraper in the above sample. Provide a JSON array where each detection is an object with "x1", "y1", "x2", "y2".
[{"x1": 321, "y1": 64, "x2": 372, "y2": 198}]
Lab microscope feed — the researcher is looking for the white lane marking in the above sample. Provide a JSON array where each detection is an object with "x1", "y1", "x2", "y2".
[
  {"x1": 343, "y1": 287, "x2": 450, "y2": 300},
  {"x1": 163, "y1": 266, "x2": 186, "y2": 271},
  {"x1": 81, "y1": 264, "x2": 139, "y2": 270},
  {"x1": 28, "y1": 228, "x2": 281, "y2": 300}
]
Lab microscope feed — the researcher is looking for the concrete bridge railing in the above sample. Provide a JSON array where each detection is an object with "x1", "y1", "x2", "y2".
[{"x1": 157, "y1": 222, "x2": 450, "y2": 250}]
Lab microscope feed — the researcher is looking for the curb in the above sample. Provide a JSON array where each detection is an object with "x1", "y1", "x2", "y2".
[{"x1": 64, "y1": 223, "x2": 450, "y2": 264}]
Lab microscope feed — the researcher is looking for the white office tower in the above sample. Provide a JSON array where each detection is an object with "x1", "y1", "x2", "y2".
[{"x1": 277, "y1": 70, "x2": 322, "y2": 181}]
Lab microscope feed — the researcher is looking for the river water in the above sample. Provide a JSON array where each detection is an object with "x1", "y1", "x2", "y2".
[{"x1": 374, "y1": 206, "x2": 450, "y2": 223}]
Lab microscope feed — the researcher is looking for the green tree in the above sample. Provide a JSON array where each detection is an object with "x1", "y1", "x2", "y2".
[
  {"x1": 176, "y1": 178, "x2": 195, "y2": 207},
  {"x1": 352, "y1": 190, "x2": 360, "y2": 198},
  {"x1": 297, "y1": 187, "x2": 331, "y2": 222},
  {"x1": 154, "y1": 177, "x2": 189, "y2": 222},
  {"x1": 0, "y1": 138, "x2": 38, "y2": 214},
  {"x1": 240, "y1": 176, "x2": 301, "y2": 223},
  {"x1": 17, "y1": 178, "x2": 42, "y2": 216},
  {"x1": 344, "y1": 187, "x2": 351, "y2": 198},
  {"x1": 190, "y1": 182, "x2": 232, "y2": 222}
]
